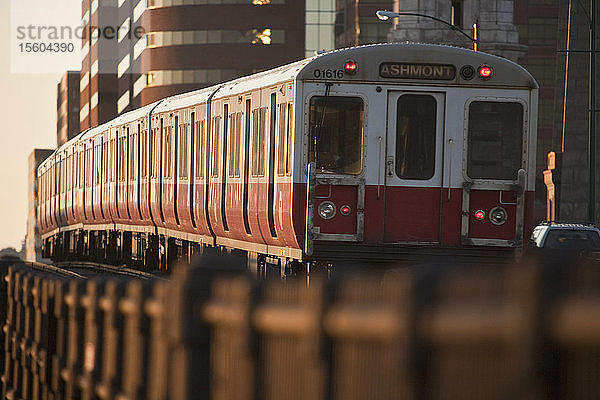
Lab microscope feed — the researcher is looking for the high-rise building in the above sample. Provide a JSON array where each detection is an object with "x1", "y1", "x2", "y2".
[
  {"x1": 57, "y1": 71, "x2": 81, "y2": 147},
  {"x1": 80, "y1": 0, "x2": 393, "y2": 124},
  {"x1": 335, "y1": 0, "x2": 393, "y2": 49},
  {"x1": 80, "y1": 0, "x2": 119, "y2": 131},
  {"x1": 25, "y1": 149, "x2": 54, "y2": 262},
  {"x1": 80, "y1": 0, "x2": 307, "y2": 120}
]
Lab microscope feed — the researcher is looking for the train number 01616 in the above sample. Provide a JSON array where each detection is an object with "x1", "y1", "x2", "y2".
[{"x1": 313, "y1": 69, "x2": 345, "y2": 79}]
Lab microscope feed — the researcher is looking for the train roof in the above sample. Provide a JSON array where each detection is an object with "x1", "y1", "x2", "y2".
[
  {"x1": 159, "y1": 43, "x2": 536, "y2": 111},
  {"x1": 294, "y1": 43, "x2": 538, "y2": 89},
  {"x1": 38, "y1": 43, "x2": 537, "y2": 172}
]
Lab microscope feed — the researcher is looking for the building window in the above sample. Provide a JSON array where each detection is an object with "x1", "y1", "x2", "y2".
[
  {"x1": 358, "y1": 16, "x2": 392, "y2": 45},
  {"x1": 146, "y1": 29, "x2": 284, "y2": 47},
  {"x1": 452, "y1": 1, "x2": 462, "y2": 27},
  {"x1": 305, "y1": 0, "x2": 335, "y2": 57},
  {"x1": 146, "y1": 69, "x2": 252, "y2": 87},
  {"x1": 148, "y1": 0, "x2": 285, "y2": 7}
]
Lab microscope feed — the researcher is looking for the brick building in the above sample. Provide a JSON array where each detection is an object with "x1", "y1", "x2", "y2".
[
  {"x1": 56, "y1": 71, "x2": 81, "y2": 147},
  {"x1": 25, "y1": 149, "x2": 54, "y2": 262}
]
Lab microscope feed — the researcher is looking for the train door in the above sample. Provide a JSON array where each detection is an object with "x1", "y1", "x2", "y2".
[
  {"x1": 383, "y1": 91, "x2": 445, "y2": 243},
  {"x1": 460, "y1": 96, "x2": 529, "y2": 247},
  {"x1": 306, "y1": 85, "x2": 366, "y2": 244}
]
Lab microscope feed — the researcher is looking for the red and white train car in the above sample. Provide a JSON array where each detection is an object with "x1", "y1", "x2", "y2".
[{"x1": 38, "y1": 43, "x2": 538, "y2": 271}]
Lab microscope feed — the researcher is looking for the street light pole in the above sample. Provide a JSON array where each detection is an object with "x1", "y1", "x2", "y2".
[
  {"x1": 588, "y1": 0, "x2": 596, "y2": 222},
  {"x1": 376, "y1": 10, "x2": 479, "y2": 51}
]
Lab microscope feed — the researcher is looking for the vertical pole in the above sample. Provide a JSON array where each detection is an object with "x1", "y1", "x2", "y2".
[
  {"x1": 589, "y1": 0, "x2": 596, "y2": 222},
  {"x1": 472, "y1": 20, "x2": 478, "y2": 51}
]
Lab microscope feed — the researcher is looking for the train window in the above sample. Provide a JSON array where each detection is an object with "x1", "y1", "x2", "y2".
[
  {"x1": 259, "y1": 108, "x2": 266, "y2": 175},
  {"x1": 395, "y1": 95, "x2": 436, "y2": 180},
  {"x1": 286, "y1": 103, "x2": 293, "y2": 175},
  {"x1": 277, "y1": 104, "x2": 286, "y2": 176},
  {"x1": 467, "y1": 101, "x2": 523, "y2": 180},
  {"x1": 309, "y1": 96, "x2": 364, "y2": 175},
  {"x1": 251, "y1": 107, "x2": 267, "y2": 176}
]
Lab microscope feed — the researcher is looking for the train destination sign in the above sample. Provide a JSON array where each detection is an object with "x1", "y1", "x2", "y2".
[{"x1": 379, "y1": 63, "x2": 456, "y2": 80}]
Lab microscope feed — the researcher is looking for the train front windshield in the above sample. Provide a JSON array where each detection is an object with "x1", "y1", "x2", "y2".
[
  {"x1": 467, "y1": 101, "x2": 523, "y2": 180},
  {"x1": 308, "y1": 96, "x2": 364, "y2": 175}
]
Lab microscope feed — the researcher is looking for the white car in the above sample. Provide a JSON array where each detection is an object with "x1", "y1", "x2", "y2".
[{"x1": 530, "y1": 222, "x2": 600, "y2": 251}]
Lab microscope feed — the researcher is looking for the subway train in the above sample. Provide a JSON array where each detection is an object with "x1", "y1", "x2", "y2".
[{"x1": 38, "y1": 43, "x2": 538, "y2": 274}]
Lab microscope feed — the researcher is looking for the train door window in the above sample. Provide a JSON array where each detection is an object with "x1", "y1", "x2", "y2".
[
  {"x1": 65, "y1": 156, "x2": 69, "y2": 192},
  {"x1": 69, "y1": 154, "x2": 74, "y2": 190},
  {"x1": 277, "y1": 103, "x2": 286, "y2": 176},
  {"x1": 286, "y1": 103, "x2": 293, "y2": 175},
  {"x1": 234, "y1": 112, "x2": 242, "y2": 177},
  {"x1": 228, "y1": 112, "x2": 235, "y2": 177},
  {"x1": 130, "y1": 128, "x2": 137, "y2": 181},
  {"x1": 76, "y1": 151, "x2": 81, "y2": 189},
  {"x1": 119, "y1": 135, "x2": 127, "y2": 182},
  {"x1": 145, "y1": 128, "x2": 152, "y2": 178},
  {"x1": 467, "y1": 101, "x2": 523, "y2": 180},
  {"x1": 179, "y1": 118, "x2": 189, "y2": 179},
  {"x1": 212, "y1": 116, "x2": 221, "y2": 177},
  {"x1": 251, "y1": 107, "x2": 266, "y2": 177},
  {"x1": 65, "y1": 155, "x2": 69, "y2": 191},
  {"x1": 87, "y1": 147, "x2": 92, "y2": 188},
  {"x1": 103, "y1": 141, "x2": 108, "y2": 183},
  {"x1": 196, "y1": 120, "x2": 205, "y2": 179},
  {"x1": 174, "y1": 117, "x2": 180, "y2": 182},
  {"x1": 112, "y1": 139, "x2": 117, "y2": 183},
  {"x1": 141, "y1": 130, "x2": 148, "y2": 178},
  {"x1": 222, "y1": 104, "x2": 229, "y2": 179},
  {"x1": 259, "y1": 107, "x2": 266, "y2": 175},
  {"x1": 251, "y1": 109, "x2": 259, "y2": 176},
  {"x1": 165, "y1": 126, "x2": 173, "y2": 179},
  {"x1": 308, "y1": 96, "x2": 364, "y2": 175},
  {"x1": 395, "y1": 95, "x2": 436, "y2": 180},
  {"x1": 94, "y1": 145, "x2": 100, "y2": 185},
  {"x1": 190, "y1": 114, "x2": 196, "y2": 179}
]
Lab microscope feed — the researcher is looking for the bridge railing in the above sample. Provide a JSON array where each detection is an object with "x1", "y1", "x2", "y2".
[{"x1": 2, "y1": 254, "x2": 600, "y2": 400}]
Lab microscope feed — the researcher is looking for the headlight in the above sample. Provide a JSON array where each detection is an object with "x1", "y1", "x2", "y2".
[
  {"x1": 318, "y1": 201, "x2": 336, "y2": 220},
  {"x1": 489, "y1": 206, "x2": 508, "y2": 225}
]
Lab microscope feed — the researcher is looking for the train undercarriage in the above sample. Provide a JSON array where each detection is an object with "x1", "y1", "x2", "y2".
[{"x1": 42, "y1": 228, "x2": 307, "y2": 278}]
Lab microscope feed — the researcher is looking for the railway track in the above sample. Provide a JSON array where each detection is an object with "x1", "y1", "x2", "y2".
[{"x1": 23, "y1": 260, "x2": 166, "y2": 281}]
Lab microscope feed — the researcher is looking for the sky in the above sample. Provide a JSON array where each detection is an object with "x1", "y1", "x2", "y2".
[{"x1": 0, "y1": 1, "x2": 78, "y2": 250}]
